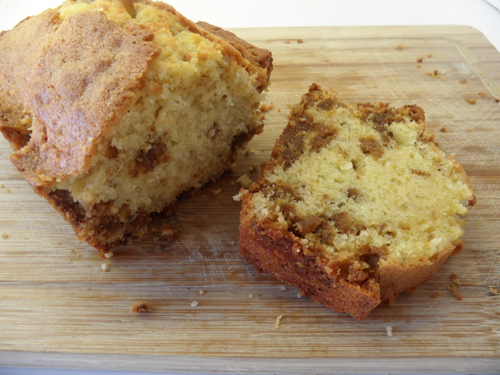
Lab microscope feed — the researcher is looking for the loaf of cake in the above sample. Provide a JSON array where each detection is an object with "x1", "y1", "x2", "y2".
[
  {"x1": 0, "y1": 0, "x2": 272, "y2": 255},
  {"x1": 238, "y1": 84, "x2": 476, "y2": 321}
]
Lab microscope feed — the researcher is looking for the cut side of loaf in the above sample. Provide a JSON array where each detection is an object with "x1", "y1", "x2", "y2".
[
  {"x1": 239, "y1": 83, "x2": 476, "y2": 321},
  {"x1": 0, "y1": 0, "x2": 272, "y2": 255}
]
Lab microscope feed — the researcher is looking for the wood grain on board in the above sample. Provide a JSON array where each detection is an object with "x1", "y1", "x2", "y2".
[{"x1": 0, "y1": 25, "x2": 499, "y2": 372}]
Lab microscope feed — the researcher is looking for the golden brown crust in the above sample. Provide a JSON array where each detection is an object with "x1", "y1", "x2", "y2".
[
  {"x1": 0, "y1": 10, "x2": 61, "y2": 150},
  {"x1": 195, "y1": 22, "x2": 273, "y2": 91},
  {"x1": 9, "y1": 10, "x2": 160, "y2": 184}
]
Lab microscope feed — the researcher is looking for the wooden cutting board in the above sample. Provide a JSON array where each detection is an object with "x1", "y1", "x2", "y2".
[{"x1": 0, "y1": 26, "x2": 499, "y2": 373}]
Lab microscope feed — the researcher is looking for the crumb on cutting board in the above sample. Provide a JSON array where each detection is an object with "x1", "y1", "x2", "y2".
[
  {"x1": 237, "y1": 174, "x2": 253, "y2": 189},
  {"x1": 426, "y1": 70, "x2": 444, "y2": 80},
  {"x1": 260, "y1": 103, "x2": 275, "y2": 113},
  {"x1": 131, "y1": 301, "x2": 151, "y2": 313},
  {"x1": 386, "y1": 326, "x2": 393, "y2": 337},
  {"x1": 244, "y1": 146, "x2": 255, "y2": 156},
  {"x1": 274, "y1": 314, "x2": 283, "y2": 330},
  {"x1": 161, "y1": 224, "x2": 179, "y2": 241},
  {"x1": 449, "y1": 273, "x2": 463, "y2": 301}
]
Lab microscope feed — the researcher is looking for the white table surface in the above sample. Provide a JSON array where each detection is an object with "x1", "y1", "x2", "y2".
[{"x1": 0, "y1": 0, "x2": 499, "y2": 374}]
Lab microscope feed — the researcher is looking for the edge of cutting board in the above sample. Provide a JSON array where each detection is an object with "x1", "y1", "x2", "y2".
[{"x1": 1, "y1": 352, "x2": 500, "y2": 373}]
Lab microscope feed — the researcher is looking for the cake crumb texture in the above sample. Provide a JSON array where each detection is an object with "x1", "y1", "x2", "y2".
[
  {"x1": 239, "y1": 83, "x2": 475, "y2": 321},
  {"x1": 0, "y1": 0, "x2": 272, "y2": 251}
]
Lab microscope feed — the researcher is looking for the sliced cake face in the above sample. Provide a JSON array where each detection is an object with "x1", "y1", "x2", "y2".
[
  {"x1": 0, "y1": 0, "x2": 272, "y2": 251},
  {"x1": 240, "y1": 84, "x2": 475, "y2": 320}
]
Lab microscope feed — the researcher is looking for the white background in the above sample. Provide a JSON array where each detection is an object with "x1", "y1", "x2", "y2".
[
  {"x1": 0, "y1": 0, "x2": 500, "y2": 52},
  {"x1": 0, "y1": 0, "x2": 499, "y2": 374}
]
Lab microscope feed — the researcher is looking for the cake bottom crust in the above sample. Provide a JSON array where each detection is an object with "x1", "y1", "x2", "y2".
[{"x1": 239, "y1": 196, "x2": 461, "y2": 321}]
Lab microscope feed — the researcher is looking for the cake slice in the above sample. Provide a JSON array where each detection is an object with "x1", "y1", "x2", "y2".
[
  {"x1": 238, "y1": 84, "x2": 476, "y2": 321},
  {"x1": 0, "y1": 0, "x2": 272, "y2": 255}
]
